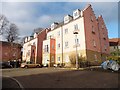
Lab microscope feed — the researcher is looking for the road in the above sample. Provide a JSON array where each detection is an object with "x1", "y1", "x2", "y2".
[{"x1": 1, "y1": 68, "x2": 120, "y2": 88}]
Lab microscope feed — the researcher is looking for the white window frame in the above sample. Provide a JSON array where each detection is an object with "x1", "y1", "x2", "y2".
[
  {"x1": 44, "y1": 45, "x2": 49, "y2": 52},
  {"x1": 58, "y1": 57, "x2": 61, "y2": 63},
  {"x1": 57, "y1": 31, "x2": 60, "y2": 37},
  {"x1": 65, "y1": 41, "x2": 68, "y2": 48},
  {"x1": 65, "y1": 28, "x2": 68, "y2": 34},
  {"x1": 74, "y1": 24, "x2": 78, "y2": 30},
  {"x1": 75, "y1": 38, "x2": 79, "y2": 44},
  {"x1": 74, "y1": 12, "x2": 78, "y2": 17},
  {"x1": 58, "y1": 43, "x2": 60, "y2": 49}
]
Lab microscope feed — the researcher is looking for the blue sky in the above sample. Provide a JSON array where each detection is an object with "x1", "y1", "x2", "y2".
[{"x1": 1, "y1": 2, "x2": 118, "y2": 39}]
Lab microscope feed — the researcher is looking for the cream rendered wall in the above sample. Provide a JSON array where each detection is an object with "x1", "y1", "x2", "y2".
[
  {"x1": 42, "y1": 39, "x2": 50, "y2": 65},
  {"x1": 43, "y1": 39, "x2": 50, "y2": 53},
  {"x1": 22, "y1": 43, "x2": 28, "y2": 61},
  {"x1": 46, "y1": 16, "x2": 86, "y2": 64},
  {"x1": 62, "y1": 17, "x2": 86, "y2": 63},
  {"x1": 63, "y1": 17, "x2": 86, "y2": 52},
  {"x1": 22, "y1": 38, "x2": 38, "y2": 63}
]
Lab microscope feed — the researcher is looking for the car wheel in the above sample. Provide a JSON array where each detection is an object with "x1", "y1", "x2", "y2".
[
  {"x1": 24, "y1": 65, "x2": 28, "y2": 68},
  {"x1": 36, "y1": 65, "x2": 40, "y2": 68}
]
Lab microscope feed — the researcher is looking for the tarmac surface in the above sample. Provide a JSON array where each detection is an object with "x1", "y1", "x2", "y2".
[
  {"x1": 1, "y1": 67, "x2": 120, "y2": 88},
  {"x1": 2, "y1": 77, "x2": 23, "y2": 89}
]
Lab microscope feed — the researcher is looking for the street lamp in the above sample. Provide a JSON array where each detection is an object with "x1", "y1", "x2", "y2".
[{"x1": 73, "y1": 30, "x2": 79, "y2": 69}]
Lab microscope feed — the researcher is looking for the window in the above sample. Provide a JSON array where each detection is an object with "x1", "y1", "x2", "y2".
[
  {"x1": 92, "y1": 26, "x2": 95, "y2": 33},
  {"x1": 91, "y1": 15, "x2": 93, "y2": 22},
  {"x1": 75, "y1": 38, "x2": 79, "y2": 44},
  {"x1": 51, "y1": 24, "x2": 54, "y2": 30},
  {"x1": 33, "y1": 42, "x2": 35, "y2": 45},
  {"x1": 49, "y1": 35, "x2": 52, "y2": 39},
  {"x1": 65, "y1": 41, "x2": 68, "y2": 48},
  {"x1": 104, "y1": 45, "x2": 107, "y2": 51},
  {"x1": 64, "y1": 16, "x2": 69, "y2": 23},
  {"x1": 58, "y1": 57, "x2": 60, "y2": 62},
  {"x1": 64, "y1": 17, "x2": 68, "y2": 22},
  {"x1": 27, "y1": 50, "x2": 30, "y2": 56},
  {"x1": 74, "y1": 24, "x2": 78, "y2": 30},
  {"x1": 103, "y1": 34, "x2": 106, "y2": 40},
  {"x1": 58, "y1": 43, "x2": 60, "y2": 49},
  {"x1": 51, "y1": 56, "x2": 54, "y2": 62},
  {"x1": 94, "y1": 54, "x2": 98, "y2": 61},
  {"x1": 65, "y1": 28, "x2": 68, "y2": 34},
  {"x1": 102, "y1": 25, "x2": 104, "y2": 29},
  {"x1": 57, "y1": 31, "x2": 60, "y2": 36},
  {"x1": 48, "y1": 35, "x2": 54, "y2": 39},
  {"x1": 74, "y1": 12, "x2": 78, "y2": 17},
  {"x1": 44, "y1": 45, "x2": 49, "y2": 52},
  {"x1": 73, "y1": 10, "x2": 80, "y2": 19},
  {"x1": 93, "y1": 40, "x2": 96, "y2": 47}
]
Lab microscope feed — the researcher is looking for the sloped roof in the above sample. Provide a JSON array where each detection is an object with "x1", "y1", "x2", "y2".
[{"x1": 109, "y1": 38, "x2": 120, "y2": 46}]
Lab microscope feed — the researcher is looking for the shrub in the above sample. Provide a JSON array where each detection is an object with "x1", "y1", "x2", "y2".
[{"x1": 69, "y1": 53, "x2": 87, "y2": 67}]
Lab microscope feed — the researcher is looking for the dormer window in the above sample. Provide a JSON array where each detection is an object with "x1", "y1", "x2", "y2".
[
  {"x1": 34, "y1": 33, "x2": 37, "y2": 38},
  {"x1": 28, "y1": 36, "x2": 33, "y2": 41},
  {"x1": 73, "y1": 9, "x2": 81, "y2": 19},
  {"x1": 51, "y1": 22, "x2": 58, "y2": 30},
  {"x1": 64, "y1": 15, "x2": 73, "y2": 24},
  {"x1": 25, "y1": 37, "x2": 28, "y2": 42},
  {"x1": 28, "y1": 37, "x2": 31, "y2": 41}
]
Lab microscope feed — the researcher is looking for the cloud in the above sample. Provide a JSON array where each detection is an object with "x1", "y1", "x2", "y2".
[
  {"x1": 2, "y1": 2, "x2": 35, "y2": 22},
  {"x1": 1, "y1": 2, "x2": 118, "y2": 39},
  {"x1": 38, "y1": 15, "x2": 52, "y2": 25}
]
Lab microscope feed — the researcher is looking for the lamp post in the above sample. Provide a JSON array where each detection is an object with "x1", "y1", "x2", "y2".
[{"x1": 73, "y1": 30, "x2": 79, "y2": 69}]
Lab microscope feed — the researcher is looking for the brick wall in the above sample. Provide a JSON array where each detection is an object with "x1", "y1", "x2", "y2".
[{"x1": 0, "y1": 41, "x2": 22, "y2": 62}]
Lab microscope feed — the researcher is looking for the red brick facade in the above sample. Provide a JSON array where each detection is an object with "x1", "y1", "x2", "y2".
[
  {"x1": 36, "y1": 29, "x2": 49, "y2": 64},
  {"x1": 83, "y1": 4, "x2": 110, "y2": 62},
  {"x1": 0, "y1": 41, "x2": 22, "y2": 62}
]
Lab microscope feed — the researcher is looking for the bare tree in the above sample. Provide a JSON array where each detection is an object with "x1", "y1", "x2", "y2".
[
  {"x1": 5, "y1": 23, "x2": 19, "y2": 42},
  {"x1": 0, "y1": 14, "x2": 9, "y2": 35}
]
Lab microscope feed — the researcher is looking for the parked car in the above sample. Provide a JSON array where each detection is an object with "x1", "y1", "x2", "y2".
[
  {"x1": 0, "y1": 62, "x2": 13, "y2": 69},
  {"x1": 101, "y1": 60, "x2": 119, "y2": 71},
  {"x1": 43, "y1": 63, "x2": 48, "y2": 67},
  {"x1": 21, "y1": 61, "x2": 41, "y2": 68}
]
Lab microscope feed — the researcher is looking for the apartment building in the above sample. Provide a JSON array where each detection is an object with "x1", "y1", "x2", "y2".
[
  {"x1": 109, "y1": 38, "x2": 120, "y2": 52},
  {"x1": 42, "y1": 4, "x2": 110, "y2": 67},
  {"x1": 22, "y1": 28, "x2": 50, "y2": 64}
]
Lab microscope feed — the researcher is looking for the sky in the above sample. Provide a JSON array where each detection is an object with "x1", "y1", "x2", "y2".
[{"x1": 0, "y1": 1, "x2": 119, "y2": 40}]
